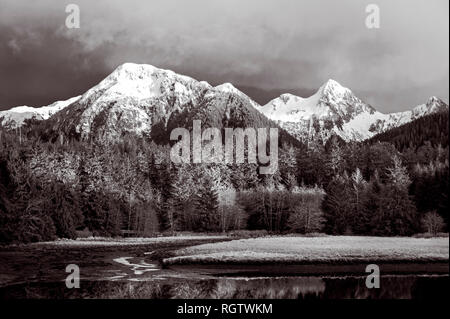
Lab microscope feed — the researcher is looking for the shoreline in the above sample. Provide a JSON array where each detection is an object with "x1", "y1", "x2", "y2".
[{"x1": 165, "y1": 261, "x2": 449, "y2": 277}]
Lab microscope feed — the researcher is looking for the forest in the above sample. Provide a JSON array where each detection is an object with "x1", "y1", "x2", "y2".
[{"x1": 0, "y1": 111, "x2": 448, "y2": 243}]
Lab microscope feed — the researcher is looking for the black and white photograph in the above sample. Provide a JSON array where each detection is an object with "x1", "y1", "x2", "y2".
[{"x1": 0, "y1": 0, "x2": 448, "y2": 311}]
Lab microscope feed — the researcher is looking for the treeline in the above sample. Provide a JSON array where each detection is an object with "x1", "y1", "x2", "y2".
[
  {"x1": 0, "y1": 113, "x2": 448, "y2": 243},
  {"x1": 0, "y1": 129, "x2": 323, "y2": 242},
  {"x1": 298, "y1": 136, "x2": 448, "y2": 235}
]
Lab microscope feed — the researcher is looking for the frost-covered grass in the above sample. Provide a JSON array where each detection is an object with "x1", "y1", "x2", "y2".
[
  {"x1": 29, "y1": 235, "x2": 228, "y2": 248},
  {"x1": 164, "y1": 236, "x2": 449, "y2": 265}
]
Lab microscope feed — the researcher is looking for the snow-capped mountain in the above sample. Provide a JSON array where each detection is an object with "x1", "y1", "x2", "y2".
[
  {"x1": 38, "y1": 63, "x2": 275, "y2": 142},
  {"x1": 369, "y1": 96, "x2": 449, "y2": 134},
  {"x1": 0, "y1": 96, "x2": 80, "y2": 128},
  {"x1": 260, "y1": 79, "x2": 448, "y2": 143},
  {"x1": 1, "y1": 64, "x2": 447, "y2": 145}
]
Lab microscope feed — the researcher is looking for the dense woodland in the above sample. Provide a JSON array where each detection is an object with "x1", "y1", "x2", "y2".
[{"x1": 0, "y1": 111, "x2": 448, "y2": 243}]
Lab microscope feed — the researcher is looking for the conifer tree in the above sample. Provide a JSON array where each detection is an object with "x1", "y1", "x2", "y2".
[
  {"x1": 322, "y1": 174, "x2": 353, "y2": 234},
  {"x1": 194, "y1": 177, "x2": 219, "y2": 231}
]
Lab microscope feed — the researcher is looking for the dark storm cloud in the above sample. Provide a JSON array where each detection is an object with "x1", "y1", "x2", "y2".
[
  {"x1": 0, "y1": 0, "x2": 448, "y2": 111},
  {"x1": 0, "y1": 25, "x2": 111, "y2": 108}
]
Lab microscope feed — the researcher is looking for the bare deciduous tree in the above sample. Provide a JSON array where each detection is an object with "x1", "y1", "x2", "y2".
[{"x1": 421, "y1": 211, "x2": 445, "y2": 235}]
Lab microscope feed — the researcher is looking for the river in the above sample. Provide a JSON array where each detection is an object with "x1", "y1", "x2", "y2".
[{"x1": 0, "y1": 238, "x2": 448, "y2": 299}]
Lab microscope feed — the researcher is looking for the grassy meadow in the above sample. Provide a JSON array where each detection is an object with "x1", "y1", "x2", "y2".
[{"x1": 164, "y1": 235, "x2": 449, "y2": 265}]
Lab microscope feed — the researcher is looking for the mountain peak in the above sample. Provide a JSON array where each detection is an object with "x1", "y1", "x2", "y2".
[
  {"x1": 424, "y1": 96, "x2": 449, "y2": 111},
  {"x1": 319, "y1": 79, "x2": 350, "y2": 97},
  {"x1": 77, "y1": 62, "x2": 212, "y2": 109},
  {"x1": 426, "y1": 96, "x2": 445, "y2": 105},
  {"x1": 106, "y1": 62, "x2": 198, "y2": 84},
  {"x1": 107, "y1": 63, "x2": 160, "y2": 81},
  {"x1": 408, "y1": 96, "x2": 448, "y2": 119},
  {"x1": 113, "y1": 62, "x2": 159, "y2": 73},
  {"x1": 324, "y1": 78, "x2": 341, "y2": 87},
  {"x1": 214, "y1": 82, "x2": 260, "y2": 109}
]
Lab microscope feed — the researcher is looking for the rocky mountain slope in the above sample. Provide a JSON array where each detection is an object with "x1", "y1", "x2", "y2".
[
  {"x1": 1, "y1": 63, "x2": 447, "y2": 145},
  {"x1": 260, "y1": 79, "x2": 448, "y2": 143},
  {"x1": 33, "y1": 63, "x2": 297, "y2": 145}
]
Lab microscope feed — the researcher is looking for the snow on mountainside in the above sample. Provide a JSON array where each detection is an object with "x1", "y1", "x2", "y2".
[
  {"x1": 0, "y1": 64, "x2": 447, "y2": 145},
  {"x1": 369, "y1": 96, "x2": 449, "y2": 134},
  {"x1": 0, "y1": 96, "x2": 80, "y2": 128},
  {"x1": 260, "y1": 79, "x2": 448, "y2": 143},
  {"x1": 214, "y1": 82, "x2": 259, "y2": 108},
  {"x1": 68, "y1": 62, "x2": 211, "y2": 139},
  {"x1": 38, "y1": 63, "x2": 267, "y2": 142}
]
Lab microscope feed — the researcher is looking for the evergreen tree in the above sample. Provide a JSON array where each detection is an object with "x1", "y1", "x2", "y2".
[
  {"x1": 322, "y1": 174, "x2": 353, "y2": 234},
  {"x1": 48, "y1": 180, "x2": 84, "y2": 239},
  {"x1": 0, "y1": 156, "x2": 16, "y2": 242},
  {"x1": 379, "y1": 156, "x2": 418, "y2": 235},
  {"x1": 194, "y1": 177, "x2": 219, "y2": 231},
  {"x1": 361, "y1": 171, "x2": 384, "y2": 235},
  {"x1": 350, "y1": 168, "x2": 367, "y2": 232}
]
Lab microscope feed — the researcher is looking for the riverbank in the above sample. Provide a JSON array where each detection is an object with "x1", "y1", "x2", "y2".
[
  {"x1": 163, "y1": 236, "x2": 450, "y2": 265},
  {"x1": 0, "y1": 234, "x2": 448, "y2": 299},
  {"x1": 0, "y1": 235, "x2": 230, "y2": 288}
]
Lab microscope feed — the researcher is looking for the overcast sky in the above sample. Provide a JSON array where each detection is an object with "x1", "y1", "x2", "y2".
[{"x1": 0, "y1": 0, "x2": 448, "y2": 112}]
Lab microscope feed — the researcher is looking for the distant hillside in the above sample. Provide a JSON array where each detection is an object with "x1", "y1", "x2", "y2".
[{"x1": 366, "y1": 110, "x2": 449, "y2": 151}]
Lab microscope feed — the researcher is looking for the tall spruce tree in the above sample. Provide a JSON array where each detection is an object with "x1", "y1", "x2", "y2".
[{"x1": 194, "y1": 177, "x2": 219, "y2": 231}]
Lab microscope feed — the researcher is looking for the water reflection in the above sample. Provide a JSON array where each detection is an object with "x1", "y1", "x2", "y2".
[
  {"x1": 1, "y1": 275, "x2": 447, "y2": 299},
  {"x1": 166, "y1": 275, "x2": 448, "y2": 299},
  {"x1": 173, "y1": 277, "x2": 326, "y2": 299}
]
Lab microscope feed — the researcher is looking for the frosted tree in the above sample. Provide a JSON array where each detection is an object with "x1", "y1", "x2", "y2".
[
  {"x1": 288, "y1": 188, "x2": 325, "y2": 233},
  {"x1": 381, "y1": 155, "x2": 417, "y2": 235},
  {"x1": 351, "y1": 168, "x2": 367, "y2": 219},
  {"x1": 387, "y1": 155, "x2": 411, "y2": 190},
  {"x1": 326, "y1": 138, "x2": 344, "y2": 176}
]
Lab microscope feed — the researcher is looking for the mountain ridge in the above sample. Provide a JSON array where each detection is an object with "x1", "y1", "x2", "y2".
[
  {"x1": 0, "y1": 96, "x2": 81, "y2": 128},
  {"x1": 260, "y1": 79, "x2": 448, "y2": 143},
  {"x1": 25, "y1": 63, "x2": 300, "y2": 147},
  {"x1": 0, "y1": 63, "x2": 447, "y2": 145}
]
